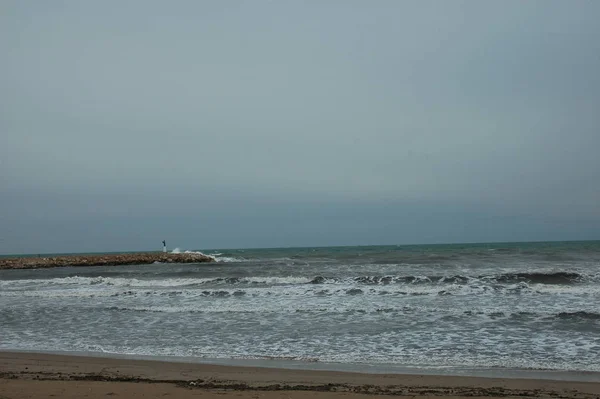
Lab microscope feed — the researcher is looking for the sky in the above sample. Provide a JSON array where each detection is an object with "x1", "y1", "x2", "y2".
[{"x1": 1, "y1": 1, "x2": 600, "y2": 254}]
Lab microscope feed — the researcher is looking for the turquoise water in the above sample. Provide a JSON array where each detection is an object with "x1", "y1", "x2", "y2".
[{"x1": 1, "y1": 240, "x2": 599, "y2": 373}]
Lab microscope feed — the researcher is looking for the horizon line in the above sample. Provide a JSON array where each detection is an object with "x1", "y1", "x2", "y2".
[{"x1": 1, "y1": 238, "x2": 598, "y2": 257}]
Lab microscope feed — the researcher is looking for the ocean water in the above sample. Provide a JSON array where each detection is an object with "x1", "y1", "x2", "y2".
[{"x1": 1, "y1": 241, "x2": 599, "y2": 374}]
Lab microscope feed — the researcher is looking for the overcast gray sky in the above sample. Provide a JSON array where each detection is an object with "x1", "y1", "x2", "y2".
[{"x1": 1, "y1": 1, "x2": 599, "y2": 254}]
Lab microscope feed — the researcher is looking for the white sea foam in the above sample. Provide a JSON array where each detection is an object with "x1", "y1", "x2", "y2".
[
  {"x1": 0, "y1": 276, "x2": 214, "y2": 289},
  {"x1": 3, "y1": 274, "x2": 600, "y2": 298},
  {"x1": 171, "y1": 248, "x2": 250, "y2": 262},
  {"x1": 170, "y1": 248, "x2": 217, "y2": 261},
  {"x1": 213, "y1": 256, "x2": 246, "y2": 263},
  {"x1": 243, "y1": 276, "x2": 313, "y2": 285},
  {"x1": 0, "y1": 275, "x2": 319, "y2": 290}
]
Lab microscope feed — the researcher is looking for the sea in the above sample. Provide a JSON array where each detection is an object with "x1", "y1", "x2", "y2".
[{"x1": 1, "y1": 241, "x2": 599, "y2": 379}]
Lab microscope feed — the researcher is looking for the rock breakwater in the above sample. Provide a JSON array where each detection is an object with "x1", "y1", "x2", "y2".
[{"x1": 0, "y1": 252, "x2": 215, "y2": 270}]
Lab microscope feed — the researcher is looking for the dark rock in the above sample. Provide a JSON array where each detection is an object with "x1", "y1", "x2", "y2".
[{"x1": 0, "y1": 252, "x2": 215, "y2": 270}]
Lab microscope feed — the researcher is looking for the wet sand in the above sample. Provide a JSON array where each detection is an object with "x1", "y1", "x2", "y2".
[
  {"x1": 0, "y1": 252, "x2": 214, "y2": 270},
  {"x1": 1, "y1": 352, "x2": 599, "y2": 398}
]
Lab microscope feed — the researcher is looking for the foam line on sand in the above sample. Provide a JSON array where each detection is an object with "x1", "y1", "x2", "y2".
[{"x1": 1, "y1": 351, "x2": 600, "y2": 398}]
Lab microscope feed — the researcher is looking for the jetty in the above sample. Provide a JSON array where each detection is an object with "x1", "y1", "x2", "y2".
[{"x1": 0, "y1": 252, "x2": 215, "y2": 270}]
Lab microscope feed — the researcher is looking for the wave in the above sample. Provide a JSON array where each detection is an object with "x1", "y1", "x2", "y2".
[
  {"x1": 213, "y1": 256, "x2": 247, "y2": 263},
  {"x1": 0, "y1": 275, "x2": 314, "y2": 290},
  {"x1": 170, "y1": 248, "x2": 217, "y2": 261},
  {"x1": 96, "y1": 304, "x2": 600, "y2": 322},
  {"x1": 494, "y1": 272, "x2": 583, "y2": 284},
  {"x1": 1, "y1": 271, "x2": 596, "y2": 293},
  {"x1": 308, "y1": 271, "x2": 593, "y2": 286},
  {"x1": 555, "y1": 311, "x2": 600, "y2": 321},
  {"x1": 170, "y1": 248, "x2": 244, "y2": 263},
  {"x1": 5, "y1": 282, "x2": 600, "y2": 300}
]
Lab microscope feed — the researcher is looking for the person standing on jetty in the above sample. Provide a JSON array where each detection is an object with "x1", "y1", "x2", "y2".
[{"x1": 162, "y1": 240, "x2": 167, "y2": 253}]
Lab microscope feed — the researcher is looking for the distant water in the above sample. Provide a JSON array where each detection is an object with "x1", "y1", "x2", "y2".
[{"x1": 1, "y1": 241, "x2": 599, "y2": 373}]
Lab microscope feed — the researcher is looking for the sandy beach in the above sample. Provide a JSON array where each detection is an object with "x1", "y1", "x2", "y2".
[{"x1": 1, "y1": 352, "x2": 599, "y2": 399}]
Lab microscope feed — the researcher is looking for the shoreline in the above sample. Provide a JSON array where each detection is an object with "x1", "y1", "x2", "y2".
[
  {"x1": 5, "y1": 349, "x2": 600, "y2": 382},
  {"x1": 0, "y1": 251, "x2": 215, "y2": 270},
  {"x1": 1, "y1": 351, "x2": 600, "y2": 398}
]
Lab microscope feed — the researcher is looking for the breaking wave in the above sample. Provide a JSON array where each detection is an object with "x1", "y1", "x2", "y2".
[
  {"x1": 169, "y1": 248, "x2": 217, "y2": 262},
  {"x1": 97, "y1": 304, "x2": 600, "y2": 323},
  {"x1": 1, "y1": 271, "x2": 596, "y2": 292},
  {"x1": 308, "y1": 271, "x2": 594, "y2": 286},
  {"x1": 0, "y1": 275, "x2": 314, "y2": 290},
  {"x1": 170, "y1": 248, "x2": 244, "y2": 263}
]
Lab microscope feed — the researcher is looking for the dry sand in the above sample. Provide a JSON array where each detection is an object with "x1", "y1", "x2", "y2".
[{"x1": 1, "y1": 352, "x2": 599, "y2": 399}]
